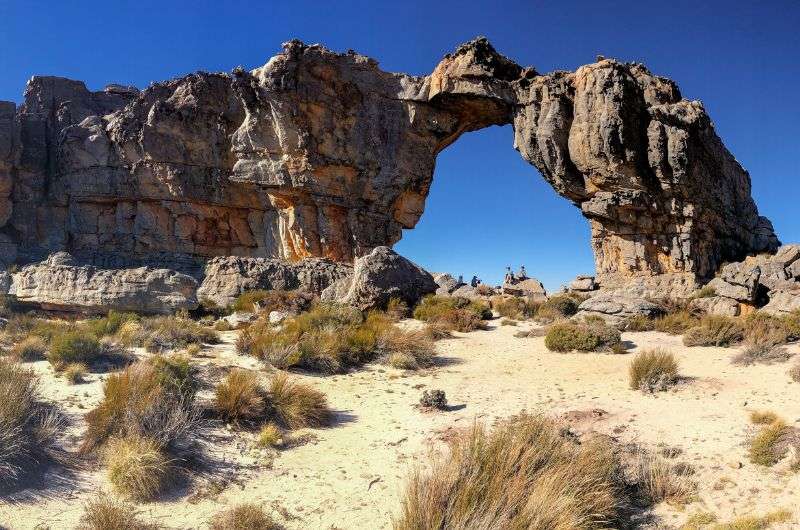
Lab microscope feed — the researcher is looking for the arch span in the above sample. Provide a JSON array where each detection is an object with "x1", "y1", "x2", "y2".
[{"x1": 0, "y1": 38, "x2": 777, "y2": 293}]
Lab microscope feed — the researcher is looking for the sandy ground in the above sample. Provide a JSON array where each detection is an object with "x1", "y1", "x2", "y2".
[{"x1": 1, "y1": 319, "x2": 799, "y2": 529}]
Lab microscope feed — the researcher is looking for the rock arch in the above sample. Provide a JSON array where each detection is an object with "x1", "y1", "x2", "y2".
[{"x1": 0, "y1": 38, "x2": 778, "y2": 291}]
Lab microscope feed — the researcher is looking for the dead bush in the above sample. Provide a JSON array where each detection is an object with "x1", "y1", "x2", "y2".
[
  {"x1": 734, "y1": 312, "x2": 795, "y2": 365},
  {"x1": 625, "y1": 314, "x2": 655, "y2": 332},
  {"x1": 633, "y1": 451, "x2": 694, "y2": 505},
  {"x1": 233, "y1": 289, "x2": 313, "y2": 314}
]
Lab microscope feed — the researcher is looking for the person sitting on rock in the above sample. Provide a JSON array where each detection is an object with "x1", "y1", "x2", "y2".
[
  {"x1": 518, "y1": 265, "x2": 527, "y2": 279},
  {"x1": 505, "y1": 266, "x2": 515, "y2": 284},
  {"x1": 471, "y1": 275, "x2": 479, "y2": 288},
  {"x1": 457, "y1": 275, "x2": 464, "y2": 285}
]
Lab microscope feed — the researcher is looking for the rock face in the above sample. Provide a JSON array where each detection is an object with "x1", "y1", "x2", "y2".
[
  {"x1": 197, "y1": 256, "x2": 351, "y2": 308},
  {"x1": 0, "y1": 38, "x2": 778, "y2": 290},
  {"x1": 569, "y1": 275, "x2": 597, "y2": 292},
  {"x1": 321, "y1": 246, "x2": 436, "y2": 310},
  {"x1": 574, "y1": 293, "x2": 664, "y2": 327},
  {"x1": 502, "y1": 277, "x2": 547, "y2": 300},
  {"x1": 10, "y1": 253, "x2": 197, "y2": 314}
]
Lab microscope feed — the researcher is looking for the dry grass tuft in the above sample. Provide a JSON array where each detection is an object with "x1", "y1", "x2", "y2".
[
  {"x1": 80, "y1": 494, "x2": 160, "y2": 530},
  {"x1": 120, "y1": 315, "x2": 219, "y2": 353},
  {"x1": 734, "y1": 312, "x2": 794, "y2": 365},
  {"x1": 233, "y1": 289, "x2": 313, "y2": 314},
  {"x1": 749, "y1": 410, "x2": 779, "y2": 425},
  {"x1": 105, "y1": 434, "x2": 171, "y2": 501},
  {"x1": 210, "y1": 503, "x2": 283, "y2": 530},
  {"x1": 707, "y1": 510, "x2": 792, "y2": 530},
  {"x1": 413, "y1": 295, "x2": 491, "y2": 332},
  {"x1": 214, "y1": 369, "x2": 267, "y2": 426},
  {"x1": 544, "y1": 321, "x2": 621, "y2": 353},
  {"x1": 269, "y1": 373, "x2": 331, "y2": 430},
  {"x1": 654, "y1": 311, "x2": 699, "y2": 335},
  {"x1": 63, "y1": 362, "x2": 88, "y2": 384},
  {"x1": 256, "y1": 423, "x2": 284, "y2": 449},
  {"x1": 386, "y1": 297, "x2": 410, "y2": 320},
  {"x1": 394, "y1": 413, "x2": 624, "y2": 530},
  {"x1": 0, "y1": 360, "x2": 62, "y2": 484},
  {"x1": 9, "y1": 335, "x2": 47, "y2": 361},
  {"x1": 683, "y1": 315, "x2": 744, "y2": 347},
  {"x1": 534, "y1": 294, "x2": 580, "y2": 323},
  {"x1": 748, "y1": 419, "x2": 796, "y2": 467},
  {"x1": 625, "y1": 314, "x2": 655, "y2": 332},
  {"x1": 633, "y1": 451, "x2": 695, "y2": 505},
  {"x1": 629, "y1": 349, "x2": 679, "y2": 393},
  {"x1": 493, "y1": 296, "x2": 540, "y2": 320}
]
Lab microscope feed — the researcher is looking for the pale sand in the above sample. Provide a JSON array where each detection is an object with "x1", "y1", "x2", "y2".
[{"x1": 2, "y1": 320, "x2": 799, "y2": 529}]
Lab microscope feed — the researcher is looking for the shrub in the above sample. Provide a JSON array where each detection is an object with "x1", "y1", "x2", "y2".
[
  {"x1": 48, "y1": 330, "x2": 103, "y2": 369},
  {"x1": 429, "y1": 308, "x2": 485, "y2": 332},
  {"x1": 734, "y1": 312, "x2": 794, "y2": 365},
  {"x1": 10, "y1": 335, "x2": 47, "y2": 361},
  {"x1": 413, "y1": 295, "x2": 491, "y2": 327},
  {"x1": 149, "y1": 354, "x2": 198, "y2": 401},
  {"x1": 269, "y1": 373, "x2": 331, "y2": 429},
  {"x1": 500, "y1": 318, "x2": 517, "y2": 326},
  {"x1": 257, "y1": 423, "x2": 284, "y2": 449},
  {"x1": 690, "y1": 285, "x2": 716, "y2": 299},
  {"x1": 121, "y1": 315, "x2": 219, "y2": 352},
  {"x1": 233, "y1": 289, "x2": 313, "y2": 314},
  {"x1": 534, "y1": 295, "x2": 579, "y2": 323},
  {"x1": 80, "y1": 494, "x2": 159, "y2": 530},
  {"x1": 210, "y1": 503, "x2": 283, "y2": 530},
  {"x1": 395, "y1": 414, "x2": 623, "y2": 529},
  {"x1": 789, "y1": 361, "x2": 800, "y2": 382},
  {"x1": 633, "y1": 451, "x2": 694, "y2": 505},
  {"x1": 0, "y1": 360, "x2": 61, "y2": 483},
  {"x1": 625, "y1": 314, "x2": 655, "y2": 332},
  {"x1": 629, "y1": 349, "x2": 679, "y2": 392},
  {"x1": 85, "y1": 311, "x2": 140, "y2": 338},
  {"x1": 82, "y1": 360, "x2": 199, "y2": 454},
  {"x1": 419, "y1": 389, "x2": 447, "y2": 410},
  {"x1": 64, "y1": 362, "x2": 88, "y2": 384},
  {"x1": 683, "y1": 316, "x2": 744, "y2": 347},
  {"x1": 749, "y1": 410, "x2": 779, "y2": 425},
  {"x1": 493, "y1": 296, "x2": 539, "y2": 320},
  {"x1": 386, "y1": 297, "x2": 410, "y2": 320},
  {"x1": 423, "y1": 321, "x2": 452, "y2": 341},
  {"x1": 105, "y1": 434, "x2": 170, "y2": 501},
  {"x1": 214, "y1": 369, "x2": 267, "y2": 425},
  {"x1": 544, "y1": 321, "x2": 621, "y2": 353},
  {"x1": 654, "y1": 311, "x2": 698, "y2": 335},
  {"x1": 214, "y1": 320, "x2": 233, "y2": 331},
  {"x1": 748, "y1": 419, "x2": 794, "y2": 466},
  {"x1": 377, "y1": 327, "x2": 435, "y2": 368}
]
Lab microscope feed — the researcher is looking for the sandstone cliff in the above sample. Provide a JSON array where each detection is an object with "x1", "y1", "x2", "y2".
[{"x1": 0, "y1": 38, "x2": 778, "y2": 287}]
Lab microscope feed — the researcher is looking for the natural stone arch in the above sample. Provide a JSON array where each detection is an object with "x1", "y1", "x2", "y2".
[{"x1": 0, "y1": 38, "x2": 778, "y2": 293}]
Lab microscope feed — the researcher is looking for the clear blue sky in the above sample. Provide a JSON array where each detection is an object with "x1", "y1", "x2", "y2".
[{"x1": 2, "y1": 1, "x2": 798, "y2": 291}]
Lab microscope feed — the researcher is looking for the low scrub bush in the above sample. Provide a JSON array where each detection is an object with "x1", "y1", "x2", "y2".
[
  {"x1": 683, "y1": 316, "x2": 744, "y2": 347},
  {"x1": 419, "y1": 389, "x2": 447, "y2": 410},
  {"x1": 493, "y1": 296, "x2": 540, "y2": 320},
  {"x1": 233, "y1": 289, "x2": 313, "y2": 314},
  {"x1": 10, "y1": 335, "x2": 47, "y2": 361},
  {"x1": 734, "y1": 312, "x2": 795, "y2": 365},
  {"x1": 63, "y1": 362, "x2": 88, "y2": 384},
  {"x1": 386, "y1": 297, "x2": 410, "y2": 320},
  {"x1": 625, "y1": 314, "x2": 655, "y2": 332},
  {"x1": 633, "y1": 451, "x2": 694, "y2": 505},
  {"x1": 749, "y1": 410, "x2": 779, "y2": 425},
  {"x1": 629, "y1": 349, "x2": 680, "y2": 393},
  {"x1": 654, "y1": 311, "x2": 698, "y2": 335},
  {"x1": 269, "y1": 373, "x2": 331, "y2": 429},
  {"x1": 395, "y1": 414, "x2": 624, "y2": 529},
  {"x1": 80, "y1": 494, "x2": 159, "y2": 530},
  {"x1": 210, "y1": 503, "x2": 283, "y2": 530},
  {"x1": 105, "y1": 434, "x2": 170, "y2": 500},
  {"x1": 748, "y1": 419, "x2": 795, "y2": 466},
  {"x1": 413, "y1": 295, "x2": 491, "y2": 327},
  {"x1": 0, "y1": 360, "x2": 61, "y2": 484},
  {"x1": 544, "y1": 321, "x2": 621, "y2": 353},
  {"x1": 123, "y1": 315, "x2": 219, "y2": 352},
  {"x1": 214, "y1": 369, "x2": 267, "y2": 426},
  {"x1": 82, "y1": 358, "x2": 199, "y2": 454},
  {"x1": 534, "y1": 294, "x2": 579, "y2": 323},
  {"x1": 85, "y1": 311, "x2": 140, "y2": 338},
  {"x1": 256, "y1": 423, "x2": 284, "y2": 449},
  {"x1": 47, "y1": 330, "x2": 103, "y2": 369}
]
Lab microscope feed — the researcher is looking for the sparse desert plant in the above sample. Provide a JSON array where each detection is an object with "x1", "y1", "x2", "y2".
[
  {"x1": 0, "y1": 360, "x2": 62, "y2": 484},
  {"x1": 748, "y1": 419, "x2": 794, "y2": 466},
  {"x1": 394, "y1": 414, "x2": 624, "y2": 530},
  {"x1": 534, "y1": 294, "x2": 579, "y2": 323},
  {"x1": 386, "y1": 297, "x2": 410, "y2": 320},
  {"x1": 269, "y1": 373, "x2": 331, "y2": 429},
  {"x1": 625, "y1": 314, "x2": 655, "y2": 331},
  {"x1": 683, "y1": 315, "x2": 744, "y2": 347},
  {"x1": 419, "y1": 389, "x2": 447, "y2": 410},
  {"x1": 708, "y1": 510, "x2": 792, "y2": 530},
  {"x1": 544, "y1": 321, "x2": 621, "y2": 353},
  {"x1": 63, "y1": 362, "x2": 88, "y2": 384},
  {"x1": 681, "y1": 512, "x2": 717, "y2": 529},
  {"x1": 256, "y1": 423, "x2": 284, "y2": 449},
  {"x1": 789, "y1": 360, "x2": 800, "y2": 382},
  {"x1": 633, "y1": 451, "x2": 694, "y2": 505},
  {"x1": 500, "y1": 318, "x2": 517, "y2": 326},
  {"x1": 122, "y1": 315, "x2": 219, "y2": 352},
  {"x1": 214, "y1": 319, "x2": 234, "y2": 331},
  {"x1": 749, "y1": 410, "x2": 779, "y2": 425},
  {"x1": 233, "y1": 289, "x2": 313, "y2": 314},
  {"x1": 413, "y1": 295, "x2": 491, "y2": 327},
  {"x1": 475, "y1": 283, "x2": 494, "y2": 296},
  {"x1": 80, "y1": 494, "x2": 159, "y2": 530},
  {"x1": 493, "y1": 296, "x2": 539, "y2": 320},
  {"x1": 690, "y1": 285, "x2": 717, "y2": 299},
  {"x1": 210, "y1": 503, "x2": 283, "y2": 530},
  {"x1": 629, "y1": 349, "x2": 679, "y2": 393},
  {"x1": 214, "y1": 369, "x2": 267, "y2": 425},
  {"x1": 85, "y1": 311, "x2": 141, "y2": 339},
  {"x1": 48, "y1": 330, "x2": 103, "y2": 369},
  {"x1": 82, "y1": 360, "x2": 199, "y2": 454},
  {"x1": 105, "y1": 434, "x2": 170, "y2": 501},
  {"x1": 423, "y1": 321, "x2": 452, "y2": 341},
  {"x1": 376, "y1": 327, "x2": 435, "y2": 368},
  {"x1": 10, "y1": 335, "x2": 47, "y2": 361},
  {"x1": 654, "y1": 311, "x2": 698, "y2": 335},
  {"x1": 734, "y1": 312, "x2": 794, "y2": 365}
]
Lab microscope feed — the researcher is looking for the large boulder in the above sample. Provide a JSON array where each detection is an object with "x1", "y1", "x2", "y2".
[
  {"x1": 502, "y1": 278, "x2": 547, "y2": 300},
  {"x1": 197, "y1": 256, "x2": 352, "y2": 308},
  {"x1": 569, "y1": 275, "x2": 596, "y2": 292},
  {"x1": 706, "y1": 262, "x2": 761, "y2": 302},
  {"x1": 761, "y1": 289, "x2": 800, "y2": 316},
  {"x1": 321, "y1": 246, "x2": 436, "y2": 310},
  {"x1": 433, "y1": 273, "x2": 463, "y2": 296},
  {"x1": 573, "y1": 293, "x2": 663, "y2": 327},
  {"x1": 9, "y1": 253, "x2": 198, "y2": 314},
  {"x1": 688, "y1": 296, "x2": 741, "y2": 317}
]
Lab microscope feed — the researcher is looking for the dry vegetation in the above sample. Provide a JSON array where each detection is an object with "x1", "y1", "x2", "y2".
[
  {"x1": 210, "y1": 503, "x2": 283, "y2": 530},
  {"x1": 748, "y1": 417, "x2": 796, "y2": 467},
  {"x1": 80, "y1": 494, "x2": 160, "y2": 530},
  {"x1": 232, "y1": 289, "x2": 313, "y2": 314},
  {"x1": 544, "y1": 320, "x2": 621, "y2": 353},
  {"x1": 629, "y1": 349, "x2": 680, "y2": 393},
  {"x1": 413, "y1": 295, "x2": 491, "y2": 332}
]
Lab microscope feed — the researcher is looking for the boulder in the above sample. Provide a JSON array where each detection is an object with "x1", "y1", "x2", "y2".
[
  {"x1": 688, "y1": 296, "x2": 741, "y2": 317},
  {"x1": 269, "y1": 310, "x2": 289, "y2": 325},
  {"x1": 706, "y1": 263, "x2": 761, "y2": 302},
  {"x1": 502, "y1": 278, "x2": 547, "y2": 300},
  {"x1": 433, "y1": 273, "x2": 463, "y2": 296},
  {"x1": 197, "y1": 256, "x2": 352, "y2": 308},
  {"x1": 761, "y1": 290, "x2": 800, "y2": 316},
  {"x1": 221, "y1": 311, "x2": 257, "y2": 329},
  {"x1": 321, "y1": 246, "x2": 436, "y2": 311},
  {"x1": 573, "y1": 293, "x2": 664, "y2": 327},
  {"x1": 9, "y1": 254, "x2": 197, "y2": 314},
  {"x1": 569, "y1": 275, "x2": 596, "y2": 292}
]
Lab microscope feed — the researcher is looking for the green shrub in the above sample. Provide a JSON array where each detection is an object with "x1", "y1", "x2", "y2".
[
  {"x1": 654, "y1": 311, "x2": 698, "y2": 335},
  {"x1": 535, "y1": 295, "x2": 579, "y2": 323},
  {"x1": 748, "y1": 419, "x2": 793, "y2": 466},
  {"x1": 48, "y1": 330, "x2": 103, "y2": 369},
  {"x1": 10, "y1": 335, "x2": 47, "y2": 361},
  {"x1": 544, "y1": 321, "x2": 621, "y2": 353},
  {"x1": 233, "y1": 289, "x2": 312, "y2": 314},
  {"x1": 629, "y1": 349, "x2": 679, "y2": 392},
  {"x1": 413, "y1": 295, "x2": 491, "y2": 325},
  {"x1": 683, "y1": 316, "x2": 744, "y2": 347},
  {"x1": 210, "y1": 503, "x2": 283, "y2": 530},
  {"x1": 85, "y1": 311, "x2": 140, "y2": 338}
]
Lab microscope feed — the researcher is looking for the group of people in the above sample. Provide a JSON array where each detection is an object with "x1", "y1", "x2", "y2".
[
  {"x1": 504, "y1": 265, "x2": 528, "y2": 284},
  {"x1": 457, "y1": 275, "x2": 483, "y2": 287}
]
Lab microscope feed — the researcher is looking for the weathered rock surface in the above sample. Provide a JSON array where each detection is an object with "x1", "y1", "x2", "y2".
[
  {"x1": 569, "y1": 275, "x2": 596, "y2": 292},
  {"x1": 502, "y1": 278, "x2": 547, "y2": 300},
  {"x1": 761, "y1": 289, "x2": 800, "y2": 316},
  {"x1": 9, "y1": 253, "x2": 198, "y2": 314},
  {"x1": 321, "y1": 246, "x2": 436, "y2": 310},
  {"x1": 706, "y1": 263, "x2": 761, "y2": 303},
  {"x1": 574, "y1": 293, "x2": 663, "y2": 326},
  {"x1": 433, "y1": 273, "x2": 463, "y2": 296},
  {"x1": 688, "y1": 296, "x2": 741, "y2": 317},
  {"x1": 0, "y1": 37, "x2": 778, "y2": 291},
  {"x1": 197, "y1": 256, "x2": 351, "y2": 308}
]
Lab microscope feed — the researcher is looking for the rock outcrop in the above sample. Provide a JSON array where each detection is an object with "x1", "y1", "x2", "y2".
[
  {"x1": 10, "y1": 253, "x2": 197, "y2": 314},
  {"x1": 0, "y1": 38, "x2": 778, "y2": 292},
  {"x1": 321, "y1": 246, "x2": 436, "y2": 310},
  {"x1": 197, "y1": 256, "x2": 351, "y2": 308},
  {"x1": 574, "y1": 293, "x2": 664, "y2": 327},
  {"x1": 502, "y1": 277, "x2": 547, "y2": 300}
]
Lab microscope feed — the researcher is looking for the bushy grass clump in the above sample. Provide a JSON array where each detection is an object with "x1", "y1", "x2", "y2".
[
  {"x1": 683, "y1": 315, "x2": 744, "y2": 347},
  {"x1": 269, "y1": 373, "x2": 331, "y2": 430},
  {"x1": 625, "y1": 314, "x2": 655, "y2": 332},
  {"x1": 63, "y1": 362, "x2": 88, "y2": 384},
  {"x1": 104, "y1": 434, "x2": 171, "y2": 500},
  {"x1": 749, "y1": 410, "x2": 779, "y2": 425},
  {"x1": 734, "y1": 312, "x2": 795, "y2": 365},
  {"x1": 119, "y1": 315, "x2": 219, "y2": 353},
  {"x1": 413, "y1": 295, "x2": 491, "y2": 332},
  {"x1": 214, "y1": 369, "x2": 266, "y2": 425},
  {"x1": 493, "y1": 296, "x2": 540, "y2": 320},
  {"x1": 210, "y1": 503, "x2": 283, "y2": 530},
  {"x1": 544, "y1": 321, "x2": 621, "y2": 353},
  {"x1": 85, "y1": 311, "x2": 141, "y2": 338},
  {"x1": 256, "y1": 423, "x2": 284, "y2": 449},
  {"x1": 633, "y1": 451, "x2": 695, "y2": 505},
  {"x1": 9, "y1": 335, "x2": 47, "y2": 361},
  {"x1": 232, "y1": 289, "x2": 313, "y2": 314},
  {"x1": 80, "y1": 494, "x2": 159, "y2": 530},
  {"x1": 238, "y1": 304, "x2": 435, "y2": 373},
  {"x1": 534, "y1": 294, "x2": 580, "y2": 323},
  {"x1": 748, "y1": 419, "x2": 795, "y2": 467},
  {"x1": 48, "y1": 330, "x2": 103, "y2": 369},
  {"x1": 629, "y1": 349, "x2": 680, "y2": 392},
  {"x1": 0, "y1": 360, "x2": 61, "y2": 484},
  {"x1": 654, "y1": 311, "x2": 699, "y2": 335},
  {"x1": 395, "y1": 414, "x2": 625, "y2": 529}
]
